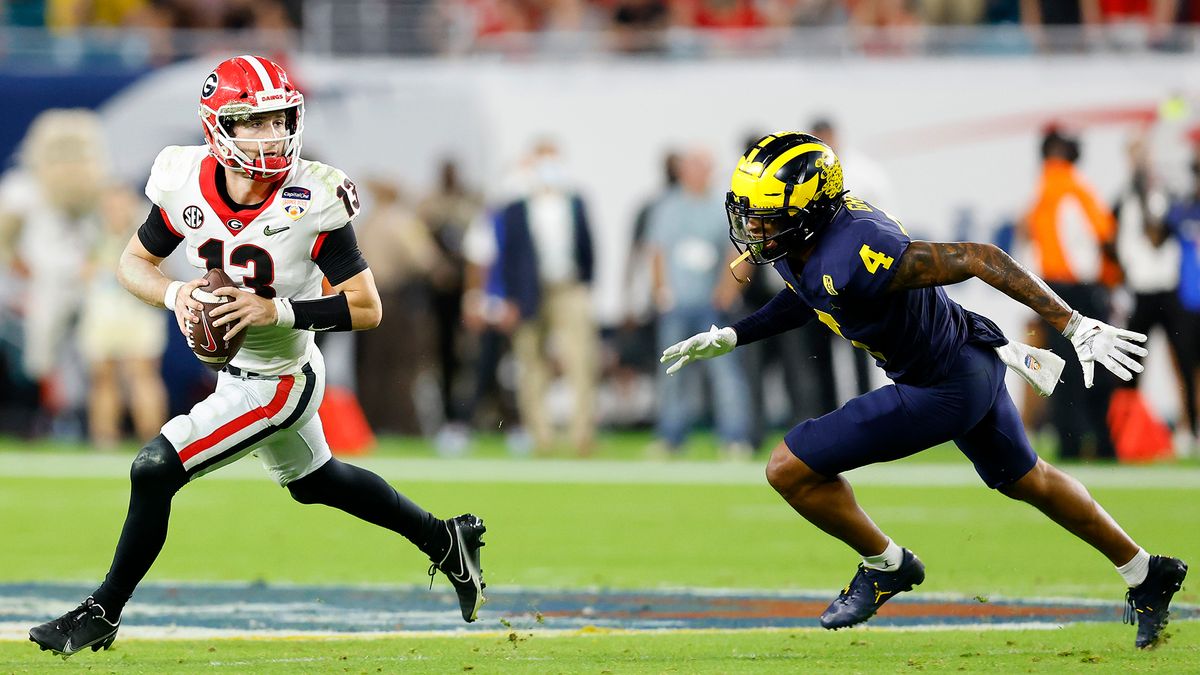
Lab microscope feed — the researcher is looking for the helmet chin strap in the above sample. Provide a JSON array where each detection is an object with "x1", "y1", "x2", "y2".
[{"x1": 728, "y1": 250, "x2": 752, "y2": 284}]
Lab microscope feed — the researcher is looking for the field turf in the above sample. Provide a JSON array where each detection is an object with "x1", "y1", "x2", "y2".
[{"x1": 0, "y1": 434, "x2": 1196, "y2": 672}]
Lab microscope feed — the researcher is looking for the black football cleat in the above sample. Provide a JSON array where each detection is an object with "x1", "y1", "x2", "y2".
[
  {"x1": 820, "y1": 548, "x2": 925, "y2": 630},
  {"x1": 1125, "y1": 555, "x2": 1188, "y2": 649},
  {"x1": 428, "y1": 514, "x2": 487, "y2": 622},
  {"x1": 29, "y1": 597, "x2": 120, "y2": 658}
]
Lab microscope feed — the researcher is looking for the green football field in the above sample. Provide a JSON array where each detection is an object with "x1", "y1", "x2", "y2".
[{"x1": 0, "y1": 434, "x2": 1197, "y2": 672}]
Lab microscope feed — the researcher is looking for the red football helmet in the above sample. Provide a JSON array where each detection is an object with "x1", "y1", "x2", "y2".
[{"x1": 198, "y1": 55, "x2": 304, "y2": 183}]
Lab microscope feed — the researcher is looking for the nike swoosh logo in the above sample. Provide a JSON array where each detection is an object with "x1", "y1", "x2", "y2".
[
  {"x1": 263, "y1": 225, "x2": 291, "y2": 236},
  {"x1": 311, "y1": 326, "x2": 335, "y2": 332},
  {"x1": 199, "y1": 317, "x2": 218, "y2": 352}
]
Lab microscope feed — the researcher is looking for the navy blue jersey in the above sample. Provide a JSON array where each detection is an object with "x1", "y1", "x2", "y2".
[{"x1": 772, "y1": 198, "x2": 974, "y2": 385}]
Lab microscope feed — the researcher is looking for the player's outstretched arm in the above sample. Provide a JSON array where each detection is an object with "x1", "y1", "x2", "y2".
[
  {"x1": 888, "y1": 241, "x2": 1147, "y2": 386},
  {"x1": 886, "y1": 241, "x2": 1074, "y2": 332}
]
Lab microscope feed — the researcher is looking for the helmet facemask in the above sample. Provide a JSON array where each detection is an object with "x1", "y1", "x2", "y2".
[
  {"x1": 726, "y1": 191, "x2": 842, "y2": 264},
  {"x1": 202, "y1": 100, "x2": 304, "y2": 183}
]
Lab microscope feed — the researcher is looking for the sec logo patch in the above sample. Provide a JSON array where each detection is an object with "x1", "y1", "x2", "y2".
[{"x1": 182, "y1": 205, "x2": 204, "y2": 229}]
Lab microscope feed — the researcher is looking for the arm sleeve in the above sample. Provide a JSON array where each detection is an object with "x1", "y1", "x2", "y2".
[
  {"x1": 136, "y1": 205, "x2": 184, "y2": 258},
  {"x1": 731, "y1": 289, "x2": 813, "y2": 346},
  {"x1": 313, "y1": 223, "x2": 369, "y2": 286}
]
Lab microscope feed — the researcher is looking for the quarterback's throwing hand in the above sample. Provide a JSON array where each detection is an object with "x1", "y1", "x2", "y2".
[
  {"x1": 660, "y1": 325, "x2": 737, "y2": 375},
  {"x1": 210, "y1": 287, "x2": 277, "y2": 340},
  {"x1": 1063, "y1": 311, "x2": 1148, "y2": 388}
]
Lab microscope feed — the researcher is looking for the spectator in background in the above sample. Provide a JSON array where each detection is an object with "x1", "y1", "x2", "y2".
[
  {"x1": 609, "y1": 0, "x2": 670, "y2": 53},
  {"x1": 1023, "y1": 0, "x2": 1102, "y2": 51},
  {"x1": 1162, "y1": 135, "x2": 1200, "y2": 457},
  {"x1": 495, "y1": 139, "x2": 598, "y2": 455},
  {"x1": 353, "y1": 178, "x2": 439, "y2": 435},
  {"x1": 458, "y1": 208, "x2": 526, "y2": 454},
  {"x1": 917, "y1": 0, "x2": 987, "y2": 24},
  {"x1": 1023, "y1": 125, "x2": 1120, "y2": 460},
  {"x1": 648, "y1": 145, "x2": 753, "y2": 460},
  {"x1": 1113, "y1": 131, "x2": 1195, "y2": 456},
  {"x1": 620, "y1": 150, "x2": 680, "y2": 381},
  {"x1": 0, "y1": 109, "x2": 106, "y2": 431},
  {"x1": 419, "y1": 159, "x2": 484, "y2": 440},
  {"x1": 77, "y1": 186, "x2": 167, "y2": 449}
]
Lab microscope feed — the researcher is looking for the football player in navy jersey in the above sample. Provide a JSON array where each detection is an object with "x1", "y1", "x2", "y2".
[{"x1": 661, "y1": 132, "x2": 1187, "y2": 648}]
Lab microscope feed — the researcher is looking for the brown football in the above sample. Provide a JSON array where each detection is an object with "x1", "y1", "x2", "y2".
[{"x1": 188, "y1": 268, "x2": 246, "y2": 370}]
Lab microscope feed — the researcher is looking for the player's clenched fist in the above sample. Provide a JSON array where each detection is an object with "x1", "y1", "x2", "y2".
[
  {"x1": 169, "y1": 278, "x2": 208, "y2": 339},
  {"x1": 660, "y1": 325, "x2": 738, "y2": 375}
]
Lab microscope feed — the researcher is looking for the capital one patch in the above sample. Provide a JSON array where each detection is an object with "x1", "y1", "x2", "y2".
[{"x1": 280, "y1": 186, "x2": 311, "y2": 221}]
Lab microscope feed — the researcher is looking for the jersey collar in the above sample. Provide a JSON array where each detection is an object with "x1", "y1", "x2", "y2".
[{"x1": 200, "y1": 155, "x2": 285, "y2": 237}]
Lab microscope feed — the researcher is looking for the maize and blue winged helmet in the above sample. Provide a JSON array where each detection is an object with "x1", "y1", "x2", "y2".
[{"x1": 726, "y1": 132, "x2": 846, "y2": 264}]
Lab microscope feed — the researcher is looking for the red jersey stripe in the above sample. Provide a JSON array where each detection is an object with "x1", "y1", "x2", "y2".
[
  {"x1": 179, "y1": 374, "x2": 296, "y2": 463},
  {"x1": 311, "y1": 232, "x2": 329, "y2": 260},
  {"x1": 160, "y1": 207, "x2": 183, "y2": 238}
]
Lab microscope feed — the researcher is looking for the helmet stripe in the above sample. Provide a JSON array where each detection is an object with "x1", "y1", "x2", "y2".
[
  {"x1": 237, "y1": 54, "x2": 275, "y2": 91},
  {"x1": 752, "y1": 134, "x2": 810, "y2": 168},
  {"x1": 254, "y1": 56, "x2": 283, "y2": 88},
  {"x1": 770, "y1": 144, "x2": 826, "y2": 175}
]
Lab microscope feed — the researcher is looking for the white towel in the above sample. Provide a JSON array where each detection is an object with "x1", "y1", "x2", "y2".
[{"x1": 994, "y1": 341, "x2": 1066, "y2": 398}]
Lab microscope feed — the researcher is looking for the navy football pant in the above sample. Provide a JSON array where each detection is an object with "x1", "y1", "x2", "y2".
[{"x1": 784, "y1": 343, "x2": 1038, "y2": 489}]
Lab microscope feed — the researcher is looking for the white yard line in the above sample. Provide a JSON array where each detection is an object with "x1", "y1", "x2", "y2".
[{"x1": 0, "y1": 453, "x2": 1197, "y2": 488}]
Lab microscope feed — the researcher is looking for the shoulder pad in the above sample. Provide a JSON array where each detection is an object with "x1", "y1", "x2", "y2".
[
  {"x1": 145, "y1": 145, "x2": 206, "y2": 206},
  {"x1": 294, "y1": 159, "x2": 360, "y2": 232}
]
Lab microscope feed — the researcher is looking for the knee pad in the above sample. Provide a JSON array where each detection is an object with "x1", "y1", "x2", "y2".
[{"x1": 130, "y1": 435, "x2": 187, "y2": 494}]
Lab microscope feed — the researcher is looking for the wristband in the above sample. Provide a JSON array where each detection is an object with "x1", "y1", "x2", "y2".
[
  {"x1": 164, "y1": 280, "x2": 185, "y2": 311},
  {"x1": 291, "y1": 293, "x2": 353, "y2": 332},
  {"x1": 272, "y1": 297, "x2": 296, "y2": 328},
  {"x1": 1062, "y1": 310, "x2": 1082, "y2": 339}
]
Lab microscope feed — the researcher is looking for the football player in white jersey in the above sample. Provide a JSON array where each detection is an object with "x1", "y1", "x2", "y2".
[{"x1": 30, "y1": 55, "x2": 487, "y2": 658}]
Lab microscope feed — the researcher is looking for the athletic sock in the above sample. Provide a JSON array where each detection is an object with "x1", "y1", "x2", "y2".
[
  {"x1": 1118, "y1": 548, "x2": 1151, "y2": 587},
  {"x1": 862, "y1": 538, "x2": 904, "y2": 572},
  {"x1": 287, "y1": 458, "x2": 442, "y2": 556}
]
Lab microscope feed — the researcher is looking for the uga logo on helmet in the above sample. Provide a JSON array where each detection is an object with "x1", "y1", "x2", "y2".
[{"x1": 201, "y1": 73, "x2": 218, "y2": 98}]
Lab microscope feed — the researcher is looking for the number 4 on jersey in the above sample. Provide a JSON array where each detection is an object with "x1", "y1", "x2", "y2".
[{"x1": 859, "y1": 244, "x2": 894, "y2": 274}]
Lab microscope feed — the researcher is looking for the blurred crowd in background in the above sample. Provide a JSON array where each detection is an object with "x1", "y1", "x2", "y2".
[
  {"x1": 9, "y1": 0, "x2": 1200, "y2": 61},
  {"x1": 1, "y1": 100, "x2": 1197, "y2": 463}
]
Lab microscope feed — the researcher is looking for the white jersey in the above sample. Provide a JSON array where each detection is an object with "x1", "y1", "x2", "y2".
[{"x1": 145, "y1": 145, "x2": 360, "y2": 376}]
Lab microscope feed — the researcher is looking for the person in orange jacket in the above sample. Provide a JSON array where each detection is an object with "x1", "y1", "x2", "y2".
[{"x1": 1023, "y1": 126, "x2": 1121, "y2": 460}]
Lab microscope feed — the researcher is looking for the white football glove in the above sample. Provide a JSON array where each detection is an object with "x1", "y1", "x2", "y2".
[
  {"x1": 660, "y1": 325, "x2": 737, "y2": 375},
  {"x1": 1062, "y1": 311, "x2": 1148, "y2": 388}
]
